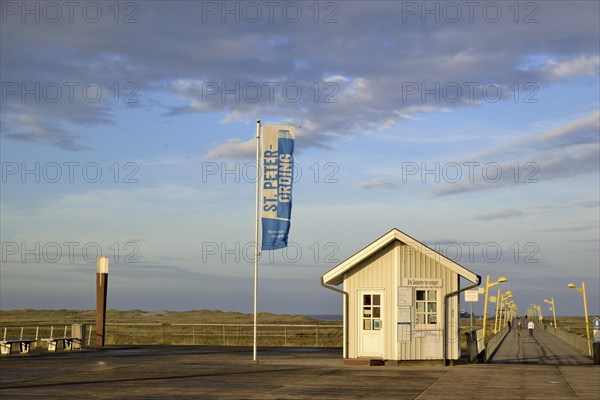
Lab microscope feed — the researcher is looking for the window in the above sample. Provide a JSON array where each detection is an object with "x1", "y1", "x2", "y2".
[
  {"x1": 415, "y1": 289, "x2": 437, "y2": 324},
  {"x1": 362, "y1": 294, "x2": 381, "y2": 330}
]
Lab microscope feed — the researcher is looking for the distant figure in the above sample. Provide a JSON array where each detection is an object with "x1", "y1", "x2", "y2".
[
  {"x1": 516, "y1": 319, "x2": 523, "y2": 338},
  {"x1": 528, "y1": 320, "x2": 534, "y2": 337},
  {"x1": 507, "y1": 320, "x2": 511, "y2": 331}
]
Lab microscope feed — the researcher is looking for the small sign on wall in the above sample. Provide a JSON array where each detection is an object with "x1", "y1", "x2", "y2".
[
  {"x1": 398, "y1": 307, "x2": 411, "y2": 323},
  {"x1": 404, "y1": 278, "x2": 442, "y2": 287},
  {"x1": 398, "y1": 286, "x2": 413, "y2": 306}
]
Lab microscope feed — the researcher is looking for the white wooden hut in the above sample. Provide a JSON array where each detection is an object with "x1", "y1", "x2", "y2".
[{"x1": 321, "y1": 228, "x2": 480, "y2": 364}]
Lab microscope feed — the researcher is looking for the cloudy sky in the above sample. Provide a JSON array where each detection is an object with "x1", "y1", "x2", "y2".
[{"x1": 1, "y1": 1, "x2": 598, "y2": 316}]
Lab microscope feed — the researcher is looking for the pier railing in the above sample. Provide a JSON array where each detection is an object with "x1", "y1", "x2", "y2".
[
  {"x1": 1, "y1": 323, "x2": 343, "y2": 348},
  {"x1": 546, "y1": 325, "x2": 592, "y2": 357}
]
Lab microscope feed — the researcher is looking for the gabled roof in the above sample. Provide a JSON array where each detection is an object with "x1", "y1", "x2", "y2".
[{"x1": 322, "y1": 228, "x2": 480, "y2": 286}]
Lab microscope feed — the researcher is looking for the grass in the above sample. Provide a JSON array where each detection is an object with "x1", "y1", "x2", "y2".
[
  {"x1": 0, "y1": 309, "x2": 342, "y2": 326},
  {"x1": 0, "y1": 309, "x2": 343, "y2": 348}
]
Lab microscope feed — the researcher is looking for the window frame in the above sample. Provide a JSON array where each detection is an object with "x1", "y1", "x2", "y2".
[{"x1": 414, "y1": 288, "x2": 438, "y2": 326}]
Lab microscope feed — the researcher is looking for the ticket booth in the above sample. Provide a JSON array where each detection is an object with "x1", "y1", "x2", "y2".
[{"x1": 321, "y1": 228, "x2": 480, "y2": 363}]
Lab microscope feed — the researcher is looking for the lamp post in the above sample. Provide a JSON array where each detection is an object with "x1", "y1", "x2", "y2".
[
  {"x1": 96, "y1": 256, "x2": 109, "y2": 348},
  {"x1": 483, "y1": 275, "x2": 508, "y2": 340},
  {"x1": 509, "y1": 301, "x2": 516, "y2": 325},
  {"x1": 493, "y1": 289, "x2": 501, "y2": 334},
  {"x1": 501, "y1": 293, "x2": 512, "y2": 330},
  {"x1": 567, "y1": 281, "x2": 591, "y2": 356},
  {"x1": 494, "y1": 291, "x2": 511, "y2": 333},
  {"x1": 498, "y1": 293, "x2": 512, "y2": 331},
  {"x1": 507, "y1": 303, "x2": 515, "y2": 322},
  {"x1": 544, "y1": 298, "x2": 557, "y2": 328}
]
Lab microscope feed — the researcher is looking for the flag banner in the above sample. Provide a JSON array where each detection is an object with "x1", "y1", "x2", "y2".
[{"x1": 261, "y1": 125, "x2": 295, "y2": 250}]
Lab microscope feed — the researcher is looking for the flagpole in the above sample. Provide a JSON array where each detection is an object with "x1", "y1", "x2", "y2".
[{"x1": 253, "y1": 119, "x2": 261, "y2": 363}]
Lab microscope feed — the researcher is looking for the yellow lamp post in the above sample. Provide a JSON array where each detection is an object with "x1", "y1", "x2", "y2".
[
  {"x1": 567, "y1": 281, "x2": 591, "y2": 356},
  {"x1": 508, "y1": 302, "x2": 515, "y2": 321},
  {"x1": 496, "y1": 292, "x2": 512, "y2": 332},
  {"x1": 503, "y1": 299, "x2": 514, "y2": 329},
  {"x1": 493, "y1": 289, "x2": 502, "y2": 334},
  {"x1": 483, "y1": 275, "x2": 508, "y2": 340},
  {"x1": 544, "y1": 298, "x2": 557, "y2": 328},
  {"x1": 509, "y1": 302, "x2": 517, "y2": 323},
  {"x1": 502, "y1": 294, "x2": 513, "y2": 329}
]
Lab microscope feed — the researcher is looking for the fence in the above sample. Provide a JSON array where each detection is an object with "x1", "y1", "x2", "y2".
[
  {"x1": 1, "y1": 324, "x2": 93, "y2": 350},
  {"x1": 106, "y1": 323, "x2": 342, "y2": 347},
  {"x1": 1, "y1": 323, "x2": 343, "y2": 348},
  {"x1": 464, "y1": 328, "x2": 484, "y2": 363},
  {"x1": 484, "y1": 325, "x2": 509, "y2": 361},
  {"x1": 547, "y1": 326, "x2": 592, "y2": 357}
]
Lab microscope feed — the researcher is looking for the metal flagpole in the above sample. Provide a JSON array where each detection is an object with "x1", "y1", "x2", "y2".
[{"x1": 253, "y1": 119, "x2": 261, "y2": 363}]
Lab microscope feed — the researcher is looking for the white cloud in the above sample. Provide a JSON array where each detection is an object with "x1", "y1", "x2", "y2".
[
  {"x1": 3, "y1": 2, "x2": 598, "y2": 150},
  {"x1": 206, "y1": 138, "x2": 256, "y2": 160},
  {"x1": 430, "y1": 111, "x2": 600, "y2": 196},
  {"x1": 544, "y1": 55, "x2": 600, "y2": 79},
  {"x1": 355, "y1": 178, "x2": 399, "y2": 190}
]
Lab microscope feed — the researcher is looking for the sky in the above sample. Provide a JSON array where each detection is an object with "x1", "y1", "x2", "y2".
[{"x1": 1, "y1": 1, "x2": 599, "y2": 317}]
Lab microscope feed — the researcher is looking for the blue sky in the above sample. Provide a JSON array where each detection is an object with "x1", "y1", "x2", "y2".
[{"x1": 1, "y1": 1, "x2": 599, "y2": 316}]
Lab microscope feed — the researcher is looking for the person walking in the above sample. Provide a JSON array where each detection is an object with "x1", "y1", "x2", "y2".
[{"x1": 528, "y1": 319, "x2": 535, "y2": 338}]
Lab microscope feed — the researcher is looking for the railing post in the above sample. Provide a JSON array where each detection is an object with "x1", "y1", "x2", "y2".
[
  {"x1": 316, "y1": 326, "x2": 319, "y2": 347},
  {"x1": 222, "y1": 324, "x2": 226, "y2": 345},
  {"x1": 19, "y1": 327, "x2": 24, "y2": 340},
  {"x1": 192, "y1": 325, "x2": 195, "y2": 345},
  {"x1": 284, "y1": 326, "x2": 287, "y2": 346}
]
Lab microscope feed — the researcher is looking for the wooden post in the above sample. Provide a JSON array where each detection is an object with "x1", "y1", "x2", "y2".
[{"x1": 96, "y1": 256, "x2": 109, "y2": 348}]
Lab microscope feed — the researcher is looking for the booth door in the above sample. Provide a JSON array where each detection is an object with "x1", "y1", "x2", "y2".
[{"x1": 358, "y1": 291, "x2": 384, "y2": 358}]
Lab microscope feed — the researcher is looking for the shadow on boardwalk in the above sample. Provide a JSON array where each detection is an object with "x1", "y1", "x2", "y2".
[
  {"x1": 1, "y1": 344, "x2": 598, "y2": 399},
  {"x1": 489, "y1": 323, "x2": 593, "y2": 365}
]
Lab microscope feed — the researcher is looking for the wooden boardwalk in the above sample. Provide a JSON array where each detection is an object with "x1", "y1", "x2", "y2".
[
  {"x1": 490, "y1": 323, "x2": 593, "y2": 365},
  {"x1": 1, "y1": 341, "x2": 598, "y2": 399},
  {"x1": 418, "y1": 325, "x2": 598, "y2": 400}
]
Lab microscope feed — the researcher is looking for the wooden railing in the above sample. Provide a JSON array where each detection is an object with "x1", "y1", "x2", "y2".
[{"x1": 1, "y1": 323, "x2": 343, "y2": 348}]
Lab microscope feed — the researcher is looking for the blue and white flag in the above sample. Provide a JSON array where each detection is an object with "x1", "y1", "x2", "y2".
[{"x1": 261, "y1": 126, "x2": 295, "y2": 250}]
